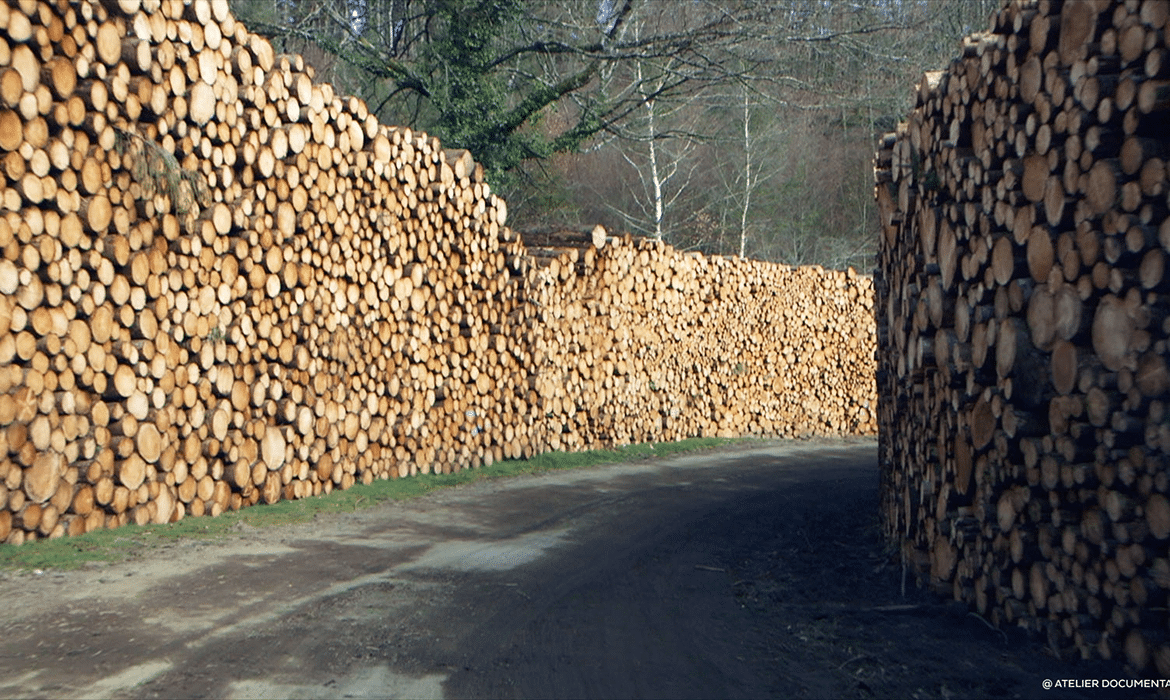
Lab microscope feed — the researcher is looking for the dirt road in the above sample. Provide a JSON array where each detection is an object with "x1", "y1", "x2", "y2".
[{"x1": 0, "y1": 439, "x2": 1148, "y2": 699}]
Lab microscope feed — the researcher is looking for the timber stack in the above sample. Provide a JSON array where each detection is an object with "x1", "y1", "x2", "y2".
[
  {"x1": 0, "y1": 0, "x2": 876, "y2": 547},
  {"x1": 521, "y1": 233, "x2": 877, "y2": 450},
  {"x1": 875, "y1": 0, "x2": 1170, "y2": 675}
]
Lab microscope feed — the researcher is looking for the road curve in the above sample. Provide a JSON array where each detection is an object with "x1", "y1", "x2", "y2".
[{"x1": 0, "y1": 439, "x2": 1141, "y2": 699}]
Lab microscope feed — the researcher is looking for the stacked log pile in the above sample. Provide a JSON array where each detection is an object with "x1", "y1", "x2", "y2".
[
  {"x1": 521, "y1": 232, "x2": 877, "y2": 451},
  {"x1": 0, "y1": 0, "x2": 876, "y2": 546},
  {"x1": 875, "y1": 0, "x2": 1170, "y2": 674},
  {"x1": 0, "y1": 0, "x2": 530, "y2": 543}
]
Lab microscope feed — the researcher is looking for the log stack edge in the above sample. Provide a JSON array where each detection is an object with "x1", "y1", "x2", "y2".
[
  {"x1": 876, "y1": 0, "x2": 1170, "y2": 674},
  {"x1": 0, "y1": 0, "x2": 877, "y2": 546}
]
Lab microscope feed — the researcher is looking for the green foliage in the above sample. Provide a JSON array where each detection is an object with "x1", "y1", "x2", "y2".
[
  {"x1": 235, "y1": 0, "x2": 612, "y2": 190},
  {"x1": 506, "y1": 161, "x2": 585, "y2": 226},
  {"x1": 114, "y1": 127, "x2": 210, "y2": 215},
  {"x1": 415, "y1": 0, "x2": 529, "y2": 182}
]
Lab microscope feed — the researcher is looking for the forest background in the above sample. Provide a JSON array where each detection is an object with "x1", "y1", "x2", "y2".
[{"x1": 231, "y1": 0, "x2": 997, "y2": 269}]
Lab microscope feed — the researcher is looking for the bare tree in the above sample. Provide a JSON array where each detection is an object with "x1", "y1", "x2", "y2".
[{"x1": 599, "y1": 15, "x2": 709, "y2": 243}]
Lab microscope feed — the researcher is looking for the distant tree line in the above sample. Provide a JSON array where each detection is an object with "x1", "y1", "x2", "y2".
[{"x1": 232, "y1": 0, "x2": 998, "y2": 269}]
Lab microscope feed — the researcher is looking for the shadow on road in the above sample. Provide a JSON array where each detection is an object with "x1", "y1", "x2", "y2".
[{"x1": 0, "y1": 440, "x2": 1153, "y2": 699}]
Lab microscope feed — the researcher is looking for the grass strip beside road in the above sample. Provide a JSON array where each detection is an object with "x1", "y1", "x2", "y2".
[{"x1": 0, "y1": 437, "x2": 737, "y2": 572}]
